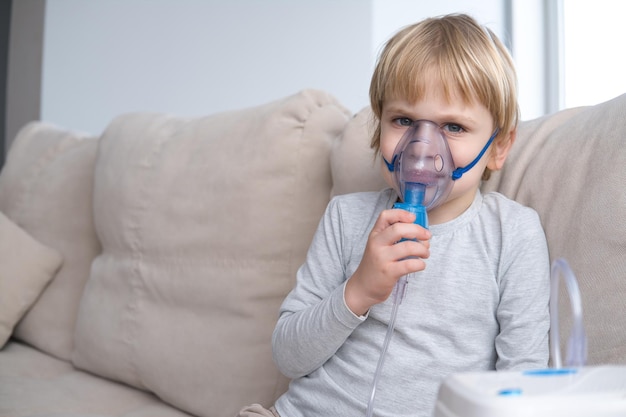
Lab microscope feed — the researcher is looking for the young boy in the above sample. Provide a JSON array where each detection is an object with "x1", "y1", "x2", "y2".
[{"x1": 239, "y1": 13, "x2": 550, "y2": 417}]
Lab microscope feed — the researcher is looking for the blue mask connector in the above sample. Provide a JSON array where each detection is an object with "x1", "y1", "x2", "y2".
[{"x1": 392, "y1": 181, "x2": 428, "y2": 228}]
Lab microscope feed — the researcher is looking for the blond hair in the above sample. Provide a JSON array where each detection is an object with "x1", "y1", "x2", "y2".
[{"x1": 369, "y1": 14, "x2": 519, "y2": 180}]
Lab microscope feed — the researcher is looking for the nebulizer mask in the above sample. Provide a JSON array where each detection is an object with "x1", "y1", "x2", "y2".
[
  {"x1": 384, "y1": 120, "x2": 455, "y2": 227},
  {"x1": 365, "y1": 120, "x2": 497, "y2": 417},
  {"x1": 384, "y1": 120, "x2": 498, "y2": 226}
]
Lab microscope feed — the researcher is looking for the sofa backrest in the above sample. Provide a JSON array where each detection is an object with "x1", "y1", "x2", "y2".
[
  {"x1": 482, "y1": 93, "x2": 626, "y2": 366},
  {"x1": 70, "y1": 89, "x2": 351, "y2": 417},
  {"x1": 330, "y1": 106, "x2": 387, "y2": 197},
  {"x1": 0, "y1": 122, "x2": 101, "y2": 361}
]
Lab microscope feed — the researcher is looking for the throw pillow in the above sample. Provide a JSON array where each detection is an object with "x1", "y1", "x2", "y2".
[
  {"x1": 72, "y1": 89, "x2": 351, "y2": 417},
  {"x1": 0, "y1": 211, "x2": 63, "y2": 348},
  {"x1": 0, "y1": 122, "x2": 100, "y2": 360}
]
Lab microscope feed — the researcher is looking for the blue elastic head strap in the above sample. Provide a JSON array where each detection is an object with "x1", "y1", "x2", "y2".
[
  {"x1": 384, "y1": 154, "x2": 397, "y2": 172},
  {"x1": 384, "y1": 127, "x2": 500, "y2": 180},
  {"x1": 450, "y1": 128, "x2": 499, "y2": 180}
]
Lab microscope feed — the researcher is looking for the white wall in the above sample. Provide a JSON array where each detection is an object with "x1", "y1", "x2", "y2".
[
  {"x1": 41, "y1": 0, "x2": 523, "y2": 136},
  {"x1": 372, "y1": 0, "x2": 507, "y2": 56},
  {"x1": 41, "y1": 0, "x2": 373, "y2": 135}
]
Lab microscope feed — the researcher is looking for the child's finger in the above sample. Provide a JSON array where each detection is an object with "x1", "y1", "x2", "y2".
[{"x1": 372, "y1": 208, "x2": 416, "y2": 231}]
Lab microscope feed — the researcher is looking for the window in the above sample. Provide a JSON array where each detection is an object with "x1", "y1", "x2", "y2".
[{"x1": 562, "y1": 0, "x2": 626, "y2": 108}]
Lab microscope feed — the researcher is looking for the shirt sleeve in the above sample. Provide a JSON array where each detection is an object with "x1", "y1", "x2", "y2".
[
  {"x1": 495, "y1": 207, "x2": 551, "y2": 371},
  {"x1": 272, "y1": 197, "x2": 366, "y2": 379}
]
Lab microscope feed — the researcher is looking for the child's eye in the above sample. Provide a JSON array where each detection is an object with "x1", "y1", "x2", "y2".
[
  {"x1": 394, "y1": 117, "x2": 413, "y2": 126},
  {"x1": 442, "y1": 123, "x2": 465, "y2": 134}
]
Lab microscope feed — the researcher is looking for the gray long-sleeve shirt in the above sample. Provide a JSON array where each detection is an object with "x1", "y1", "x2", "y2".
[{"x1": 273, "y1": 189, "x2": 550, "y2": 417}]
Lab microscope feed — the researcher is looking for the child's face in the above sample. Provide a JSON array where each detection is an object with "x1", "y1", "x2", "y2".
[{"x1": 379, "y1": 83, "x2": 509, "y2": 224}]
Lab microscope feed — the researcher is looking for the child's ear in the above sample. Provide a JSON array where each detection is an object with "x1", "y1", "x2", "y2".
[{"x1": 487, "y1": 129, "x2": 516, "y2": 171}]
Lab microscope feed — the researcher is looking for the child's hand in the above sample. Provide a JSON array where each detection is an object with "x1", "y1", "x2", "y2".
[{"x1": 345, "y1": 209, "x2": 431, "y2": 316}]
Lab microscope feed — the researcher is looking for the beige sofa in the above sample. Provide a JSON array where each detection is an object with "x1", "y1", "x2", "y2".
[{"x1": 0, "y1": 89, "x2": 624, "y2": 417}]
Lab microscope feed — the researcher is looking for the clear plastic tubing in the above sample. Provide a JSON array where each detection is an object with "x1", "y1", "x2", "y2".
[
  {"x1": 550, "y1": 258, "x2": 587, "y2": 368},
  {"x1": 365, "y1": 274, "x2": 409, "y2": 417},
  {"x1": 365, "y1": 182, "x2": 426, "y2": 417}
]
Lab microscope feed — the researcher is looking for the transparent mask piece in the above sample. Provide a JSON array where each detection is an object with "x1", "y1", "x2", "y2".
[{"x1": 385, "y1": 120, "x2": 455, "y2": 210}]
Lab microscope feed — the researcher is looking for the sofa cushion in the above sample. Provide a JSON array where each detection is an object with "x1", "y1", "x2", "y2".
[
  {"x1": 482, "y1": 93, "x2": 626, "y2": 365},
  {"x1": 72, "y1": 90, "x2": 350, "y2": 417},
  {"x1": 0, "y1": 341, "x2": 192, "y2": 417},
  {"x1": 0, "y1": 212, "x2": 63, "y2": 348},
  {"x1": 330, "y1": 106, "x2": 387, "y2": 197},
  {"x1": 0, "y1": 122, "x2": 101, "y2": 360}
]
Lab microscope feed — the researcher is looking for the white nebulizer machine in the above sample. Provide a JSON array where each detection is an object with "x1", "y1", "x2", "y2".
[
  {"x1": 365, "y1": 121, "x2": 626, "y2": 417},
  {"x1": 433, "y1": 258, "x2": 626, "y2": 417}
]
